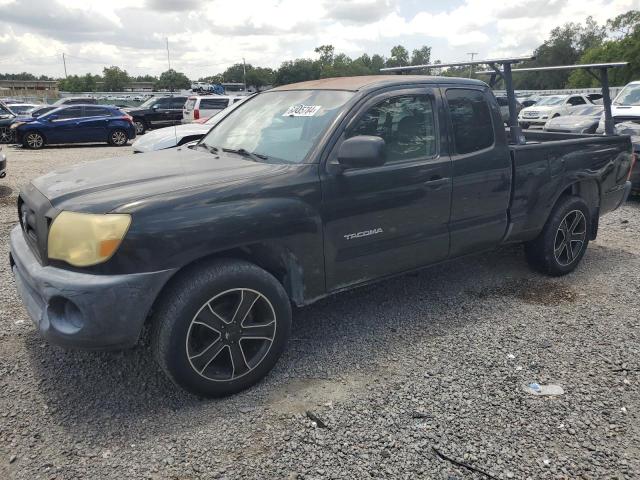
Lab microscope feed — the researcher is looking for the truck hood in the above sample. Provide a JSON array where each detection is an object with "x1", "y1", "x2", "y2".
[
  {"x1": 31, "y1": 147, "x2": 289, "y2": 213},
  {"x1": 132, "y1": 123, "x2": 211, "y2": 152}
]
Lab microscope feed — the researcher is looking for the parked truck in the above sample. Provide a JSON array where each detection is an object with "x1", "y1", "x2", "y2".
[{"x1": 10, "y1": 75, "x2": 634, "y2": 397}]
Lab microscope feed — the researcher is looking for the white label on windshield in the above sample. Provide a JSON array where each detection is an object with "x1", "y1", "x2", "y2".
[{"x1": 283, "y1": 105, "x2": 321, "y2": 117}]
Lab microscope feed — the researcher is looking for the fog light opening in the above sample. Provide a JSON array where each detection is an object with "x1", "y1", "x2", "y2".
[{"x1": 47, "y1": 297, "x2": 84, "y2": 334}]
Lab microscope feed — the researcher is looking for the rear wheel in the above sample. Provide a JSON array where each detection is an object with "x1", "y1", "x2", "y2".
[
  {"x1": 0, "y1": 126, "x2": 14, "y2": 144},
  {"x1": 151, "y1": 259, "x2": 291, "y2": 397},
  {"x1": 109, "y1": 129, "x2": 128, "y2": 146},
  {"x1": 23, "y1": 131, "x2": 44, "y2": 149},
  {"x1": 525, "y1": 195, "x2": 590, "y2": 276}
]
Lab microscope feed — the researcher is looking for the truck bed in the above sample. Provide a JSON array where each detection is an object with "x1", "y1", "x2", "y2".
[{"x1": 504, "y1": 129, "x2": 633, "y2": 243}]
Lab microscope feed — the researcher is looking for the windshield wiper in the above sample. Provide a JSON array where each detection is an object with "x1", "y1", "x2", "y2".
[
  {"x1": 196, "y1": 143, "x2": 219, "y2": 154},
  {"x1": 222, "y1": 147, "x2": 269, "y2": 162}
]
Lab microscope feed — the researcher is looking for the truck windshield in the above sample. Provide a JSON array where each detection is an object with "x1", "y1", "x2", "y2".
[
  {"x1": 200, "y1": 90, "x2": 354, "y2": 164},
  {"x1": 614, "y1": 84, "x2": 640, "y2": 106}
]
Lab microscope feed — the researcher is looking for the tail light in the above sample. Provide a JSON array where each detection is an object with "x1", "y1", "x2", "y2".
[
  {"x1": 194, "y1": 109, "x2": 200, "y2": 120},
  {"x1": 120, "y1": 114, "x2": 133, "y2": 123},
  {"x1": 628, "y1": 151, "x2": 637, "y2": 181}
]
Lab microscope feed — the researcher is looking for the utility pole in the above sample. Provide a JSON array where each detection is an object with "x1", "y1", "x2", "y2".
[
  {"x1": 242, "y1": 58, "x2": 247, "y2": 92},
  {"x1": 62, "y1": 52, "x2": 68, "y2": 78},
  {"x1": 166, "y1": 38, "x2": 171, "y2": 70},
  {"x1": 467, "y1": 52, "x2": 478, "y2": 78}
]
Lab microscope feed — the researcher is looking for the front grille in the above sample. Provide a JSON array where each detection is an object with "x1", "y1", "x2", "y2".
[{"x1": 524, "y1": 111, "x2": 539, "y2": 118}]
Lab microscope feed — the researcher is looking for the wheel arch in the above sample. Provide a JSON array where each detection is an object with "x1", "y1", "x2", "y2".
[{"x1": 555, "y1": 179, "x2": 601, "y2": 239}]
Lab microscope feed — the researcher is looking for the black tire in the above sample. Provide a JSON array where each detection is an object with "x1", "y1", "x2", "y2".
[
  {"x1": 0, "y1": 126, "x2": 14, "y2": 144},
  {"x1": 108, "y1": 128, "x2": 128, "y2": 146},
  {"x1": 133, "y1": 119, "x2": 147, "y2": 135},
  {"x1": 525, "y1": 195, "x2": 590, "y2": 276},
  {"x1": 151, "y1": 259, "x2": 292, "y2": 397},
  {"x1": 23, "y1": 131, "x2": 45, "y2": 149}
]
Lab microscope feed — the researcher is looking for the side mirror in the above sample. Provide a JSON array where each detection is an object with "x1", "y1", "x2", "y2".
[
  {"x1": 151, "y1": 105, "x2": 159, "y2": 110},
  {"x1": 337, "y1": 135, "x2": 385, "y2": 170}
]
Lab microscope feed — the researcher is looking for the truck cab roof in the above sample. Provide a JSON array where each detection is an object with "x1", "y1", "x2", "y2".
[{"x1": 271, "y1": 75, "x2": 487, "y2": 92}]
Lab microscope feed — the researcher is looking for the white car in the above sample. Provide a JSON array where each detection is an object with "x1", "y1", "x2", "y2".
[
  {"x1": 182, "y1": 95, "x2": 245, "y2": 123},
  {"x1": 596, "y1": 81, "x2": 640, "y2": 133},
  {"x1": 133, "y1": 96, "x2": 250, "y2": 153},
  {"x1": 518, "y1": 94, "x2": 598, "y2": 128}
]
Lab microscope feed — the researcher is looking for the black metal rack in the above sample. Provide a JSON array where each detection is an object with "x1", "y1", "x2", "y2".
[{"x1": 381, "y1": 58, "x2": 629, "y2": 145}]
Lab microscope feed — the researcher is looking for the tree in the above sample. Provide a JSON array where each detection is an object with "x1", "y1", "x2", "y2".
[
  {"x1": 607, "y1": 10, "x2": 640, "y2": 37},
  {"x1": 274, "y1": 58, "x2": 321, "y2": 85},
  {"x1": 154, "y1": 69, "x2": 190, "y2": 91},
  {"x1": 223, "y1": 63, "x2": 251, "y2": 83},
  {"x1": 102, "y1": 66, "x2": 130, "y2": 91},
  {"x1": 198, "y1": 75, "x2": 224, "y2": 84},
  {"x1": 370, "y1": 54, "x2": 386, "y2": 73},
  {"x1": 386, "y1": 45, "x2": 409, "y2": 68},
  {"x1": 246, "y1": 67, "x2": 274, "y2": 91},
  {"x1": 314, "y1": 45, "x2": 335, "y2": 66},
  {"x1": 411, "y1": 45, "x2": 431, "y2": 66}
]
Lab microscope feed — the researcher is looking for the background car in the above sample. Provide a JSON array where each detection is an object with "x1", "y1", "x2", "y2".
[
  {"x1": 8, "y1": 103, "x2": 41, "y2": 115},
  {"x1": 133, "y1": 96, "x2": 249, "y2": 153},
  {"x1": 543, "y1": 104, "x2": 604, "y2": 133},
  {"x1": 12, "y1": 104, "x2": 135, "y2": 149},
  {"x1": 52, "y1": 96, "x2": 98, "y2": 106},
  {"x1": 518, "y1": 94, "x2": 598, "y2": 128},
  {"x1": 0, "y1": 101, "x2": 16, "y2": 144},
  {"x1": 124, "y1": 95, "x2": 188, "y2": 135},
  {"x1": 495, "y1": 96, "x2": 523, "y2": 124},
  {"x1": 182, "y1": 95, "x2": 244, "y2": 123}
]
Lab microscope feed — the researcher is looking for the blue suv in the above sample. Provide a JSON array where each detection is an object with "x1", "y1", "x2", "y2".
[{"x1": 12, "y1": 104, "x2": 136, "y2": 149}]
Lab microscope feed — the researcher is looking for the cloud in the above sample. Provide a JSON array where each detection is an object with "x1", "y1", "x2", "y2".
[
  {"x1": 0, "y1": 0, "x2": 637, "y2": 79},
  {"x1": 324, "y1": 0, "x2": 397, "y2": 24},
  {"x1": 146, "y1": 0, "x2": 200, "y2": 11}
]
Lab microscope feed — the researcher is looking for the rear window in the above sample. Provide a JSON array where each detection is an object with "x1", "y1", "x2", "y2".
[
  {"x1": 446, "y1": 89, "x2": 494, "y2": 155},
  {"x1": 200, "y1": 98, "x2": 229, "y2": 109},
  {"x1": 184, "y1": 98, "x2": 197, "y2": 111}
]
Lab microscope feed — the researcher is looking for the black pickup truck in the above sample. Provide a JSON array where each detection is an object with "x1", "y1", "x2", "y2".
[{"x1": 10, "y1": 76, "x2": 634, "y2": 397}]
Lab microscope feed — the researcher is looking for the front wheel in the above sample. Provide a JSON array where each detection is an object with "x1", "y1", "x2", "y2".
[
  {"x1": 23, "y1": 131, "x2": 44, "y2": 149},
  {"x1": 525, "y1": 195, "x2": 590, "y2": 276},
  {"x1": 151, "y1": 259, "x2": 292, "y2": 397},
  {"x1": 133, "y1": 119, "x2": 146, "y2": 135}
]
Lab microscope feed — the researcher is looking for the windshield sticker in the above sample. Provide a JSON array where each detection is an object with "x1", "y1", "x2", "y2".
[{"x1": 283, "y1": 105, "x2": 321, "y2": 117}]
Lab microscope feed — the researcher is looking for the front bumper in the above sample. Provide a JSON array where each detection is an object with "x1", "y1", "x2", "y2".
[
  {"x1": 10, "y1": 226, "x2": 175, "y2": 349},
  {"x1": 519, "y1": 118, "x2": 548, "y2": 126}
]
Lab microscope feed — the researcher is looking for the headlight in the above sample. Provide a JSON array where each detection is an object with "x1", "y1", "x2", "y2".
[
  {"x1": 48, "y1": 212, "x2": 131, "y2": 267},
  {"x1": 541, "y1": 115, "x2": 548, "y2": 119}
]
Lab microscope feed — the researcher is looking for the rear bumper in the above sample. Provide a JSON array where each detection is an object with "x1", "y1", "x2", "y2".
[{"x1": 10, "y1": 226, "x2": 175, "y2": 350}]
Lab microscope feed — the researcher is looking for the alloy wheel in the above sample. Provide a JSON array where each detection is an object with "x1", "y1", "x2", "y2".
[
  {"x1": 26, "y1": 133, "x2": 43, "y2": 149},
  {"x1": 553, "y1": 209, "x2": 586, "y2": 266},
  {"x1": 134, "y1": 121, "x2": 144, "y2": 135},
  {"x1": 111, "y1": 130, "x2": 127, "y2": 145},
  {"x1": 0, "y1": 127, "x2": 13, "y2": 144},
  {"x1": 186, "y1": 288, "x2": 277, "y2": 381}
]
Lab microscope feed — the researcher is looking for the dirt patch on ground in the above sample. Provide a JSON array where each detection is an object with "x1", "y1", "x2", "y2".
[{"x1": 470, "y1": 278, "x2": 577, "y2": 306}]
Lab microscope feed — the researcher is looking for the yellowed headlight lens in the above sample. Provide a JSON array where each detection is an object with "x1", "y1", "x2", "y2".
[{"x1": 47, "y1": 212, "x2": 131, "y2": 267}]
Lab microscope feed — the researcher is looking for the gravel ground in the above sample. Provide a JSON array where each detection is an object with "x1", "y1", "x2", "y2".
[{"x1": 0, "y1": 143, "x2": 639, "y2": 479}]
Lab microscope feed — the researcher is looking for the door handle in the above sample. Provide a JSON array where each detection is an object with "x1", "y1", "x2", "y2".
[{"x1": 424, "y1": 176, "x2": 449, "y2": 189}]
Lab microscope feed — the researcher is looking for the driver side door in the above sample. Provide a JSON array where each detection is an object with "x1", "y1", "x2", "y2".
[{"x1": 320, "y1": 88, "x2": 452, "y2": 291}]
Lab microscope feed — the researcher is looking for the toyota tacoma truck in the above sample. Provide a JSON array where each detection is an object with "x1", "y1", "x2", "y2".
[{"x1": 10, "y1": 76, "x2": 634, "y2": 397}]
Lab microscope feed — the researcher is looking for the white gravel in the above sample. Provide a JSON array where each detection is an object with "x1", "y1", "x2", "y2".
[{"x1": 0, "y1": 143, "x2": 638, "y2": 479}]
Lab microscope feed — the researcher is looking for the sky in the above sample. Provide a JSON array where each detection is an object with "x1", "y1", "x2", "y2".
[{"x1": 0, "y1": 0, "x2": 638, "y2": 79}]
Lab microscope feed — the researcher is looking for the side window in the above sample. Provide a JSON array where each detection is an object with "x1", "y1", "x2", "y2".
[
  {"x1": 169, "y1": 97, "x2": 187, "y2": 109},
  {"x1": 568, "y1": 96, "x2": 587, "y2": 106},
  {"x1": 445, "y1": 89, "x2": 494, "y2": 155},
  {"x1": 348, "y1": 95, "x2": 436, "y2": 161},
  {"x1": 84, "y1": 106, "x2": 110, "y2": 117},
  {"x1": 153, "y1": 97, "x2": 171, "y2": 108},
  {"x1": 55, "y1": 106, "x2": 84, "y2": 119},
  {"x1": 200, "y1": 98, "x2": 229, "y2": 109}
]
